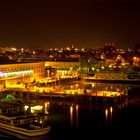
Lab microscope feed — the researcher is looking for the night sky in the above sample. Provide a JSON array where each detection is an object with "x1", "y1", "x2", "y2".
[{"x1": 0, "y1": 0, "x2": 140, "y2": 49}]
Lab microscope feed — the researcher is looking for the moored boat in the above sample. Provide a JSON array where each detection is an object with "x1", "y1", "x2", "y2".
[
  {"x1": 0, "y1": 94, "x2": 51, "y2": 139},
  {"x1": 0, "y1": 114, "x2": 51, "y2": 139}
]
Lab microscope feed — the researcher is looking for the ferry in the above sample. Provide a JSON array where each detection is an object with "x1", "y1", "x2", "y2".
[
  {"x1": 0, "y1": 114, "x2": 50, "y2": 138},
  {"x1": 0, "y1": 94, "x2": 51, "y2": 139}
]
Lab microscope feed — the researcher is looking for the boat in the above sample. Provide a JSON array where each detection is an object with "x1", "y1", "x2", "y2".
[
  {"x1": 0, "y1": 114, "x2": 51, "y2": 139},
  {"x1": 0, "y1": 94, "x2": 51, "y2": 139}
]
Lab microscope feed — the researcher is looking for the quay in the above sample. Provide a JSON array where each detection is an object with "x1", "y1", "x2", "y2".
[
  {"x1": 83, "y1": 72, "x2": 140, "y2": 85},
  {"x1": 85, "y1": 78, "x2": 140, "y2": 85},
  {"x1": 36, "y1": 91, "x2": 127, "y2": 104},
  {"x1": 3, "y1": 89, "x2": 128, "y2": 104}
]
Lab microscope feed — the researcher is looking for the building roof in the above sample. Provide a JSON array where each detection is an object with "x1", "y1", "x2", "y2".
[
  {"x1": 19, "y1": 57, "x2": 80, "y2": 62},
  {"x1": 0, "y1": 56, "x2": 17, "y2": 64}
]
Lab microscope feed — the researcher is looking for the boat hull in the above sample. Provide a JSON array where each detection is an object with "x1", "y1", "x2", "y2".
[{"x1": 0, "y1": 122, "x2": 50, "y2": 139}]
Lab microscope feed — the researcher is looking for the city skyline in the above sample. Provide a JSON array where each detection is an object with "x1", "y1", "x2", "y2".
[{"x1": 0, "y1": 0, "x2": 140, "y2": 49}]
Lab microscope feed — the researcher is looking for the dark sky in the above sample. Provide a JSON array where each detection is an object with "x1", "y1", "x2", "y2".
[{"x1": 0, "y1": 0, "x2": 140, "y2": 49}]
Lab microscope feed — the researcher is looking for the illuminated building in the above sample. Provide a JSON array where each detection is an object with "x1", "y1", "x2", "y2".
[
  {"x1": 93, "y1": 72, "x2": 128, "y2": 80},
  {"x1": 19, "y1": 57, "x2": 80, "y2": 78},
  {"x1": 45, "y1": 61, "x2": 80, "y2": 78},
  {"x1": 0, "y1": 61, "x2": 45, "y2": 88}
]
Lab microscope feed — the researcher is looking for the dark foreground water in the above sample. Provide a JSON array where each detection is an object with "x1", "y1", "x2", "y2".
[{"x1": 1, "y1": 86, "x2": 140, "y2": 140}]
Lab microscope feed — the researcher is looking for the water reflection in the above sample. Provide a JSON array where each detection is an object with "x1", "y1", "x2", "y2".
[
  {"x1": 69, "y1": 104, "x2": 79, "y2": 129},
  {"x1": 0, "y1": 97, "x2": 129, "y2": 139},
  {"x1": 76, "y1": 104, "x2": 79, "y2": 128},
  {"x1": 105, "y1": 108, "x2": 108, "y2": 128},
  {"x1": 110, "y1": 106, "x2": 113, "y2": 125},
  {"x1": 1, "y1": 82, "x2": 139, "y2": 139},
  {"x1": 70, "y1": 105, "x2": 73, "y2": 128}
]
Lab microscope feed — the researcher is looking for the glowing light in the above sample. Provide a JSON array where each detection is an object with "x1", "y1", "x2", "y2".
[
  {"x1": 31, "y1": 105, "x2": 43, "y2": 113},
  {"x1": 21, "y1": 48, "x2": 23, "y2": 51},
  {"x1": 101, "y1": 66, "x2": 104, "y2": 69},
  {"x1": 45, "y1": 102, "x2": 50, "y2": 114},
  {"x1": 6, "y1": 94, "x2": 14, "y2": 99},
  {"x1": 70, "y1": 105, "x2": 73, "y2": 128},
  {"x1": 110, "y1": 106, "x2": 113, "y2": 123},
  {"x1": 40, "y1": 118, "x2": 43, "y2": 123},
  {"x1": 75, "y1": 48, "x2": 78, "y2": 51},
  {"x1": 105, "y1": 108, "x2": 108, "y2": 128},
  {"x1": 76, "y1": 84, "x2": 79, "y2": 87},
  {"x1": 76, "y1": 104, "x2": 79, "y2": 128},
  {"x1": 46, "y1": 77, "x2": 51, "y2": 80},
  {"x1": 12, "y1": 48, "x2": 17, "y2": 51},
  {"x1": 110, "y1": 106, "x2": 113, "y2": 113},
  {"x1": 24, "y1": 105, "x2": 29, "y2": 111},
  {"x1": 31, "y1": 105, "x2": 43, "y2": 110},
  {"x1": 133, "y1": 56, "x2": 139, "y2": 62},
  {"x1": 92, "y1": 83, "x2": 95, "y2": 87},
  {"x1": 105, "y1": 109, "x2": 108, "y2": 120},
  {"x1": 3, "y1": 70, "x2": 34, "y2": 78},
  {"x1": 67, "y1": 47, "x2": 70, "y2": 50},
  {"x1": 0, "y1": 72, "x2": 4, "y2": 77}
]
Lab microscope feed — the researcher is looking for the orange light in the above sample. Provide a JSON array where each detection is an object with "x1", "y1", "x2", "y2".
[
  {"x1": 70, "y1": 106, "x2": 73, "y2": 128},
  {"x1": 110, "y1": 106, "x2": 113, "y2": 113}
]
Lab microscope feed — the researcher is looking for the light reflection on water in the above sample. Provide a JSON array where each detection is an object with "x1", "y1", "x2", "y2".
[
  {"x1": 0, "y1": 97, "x2": 130, "y2": 139},
  {"x1": 1, "y1": 84, "x2": 140, "y2": 139},
  {"x1": 110, "y1": 106, "x2": 113, "y2": 123},
  {"x1": 70, "y1": 105, "x2": 73, "y2": 128},
  {"x1": 69, "y1": 104, "x2": 79, "y2": 129},
  {"x1": 76, "y1": 104, "x2": 79, "y2": 128},
  {"x1": 105, "y1": 108, "x2": 108, "y2": 128}
]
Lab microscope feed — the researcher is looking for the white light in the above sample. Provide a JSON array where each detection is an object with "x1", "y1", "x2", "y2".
[
  {"x1": 0, "y1": 72, "x2": 4, "y2": 77},
  {"x1": 3, "y1": 70, "x2": 34, "y2": 77},
  {"x1": 24, "y1": 105, "x2": 29, "y2": 111},
  {"x1": 101, "y1": 66, "x2": 104, "y2": 69}
]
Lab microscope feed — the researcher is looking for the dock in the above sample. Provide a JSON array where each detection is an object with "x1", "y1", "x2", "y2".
[
  {"x1": 36, "y1": 91, "x2": 127, "y2": 104},
  {"x1": 2, "y1": 88, "x2": 128, "y2": 104}
]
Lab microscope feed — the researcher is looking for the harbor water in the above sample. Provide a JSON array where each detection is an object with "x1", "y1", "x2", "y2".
[{"x1": 0, "y1": 84, "x2": 140, "y2": 139}]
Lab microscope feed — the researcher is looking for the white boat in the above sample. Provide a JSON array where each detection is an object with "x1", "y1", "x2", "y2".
[
  {"x1": 0, "y1": 114, "x2": 51, "y2": 139},
  {"x1": 0, "y1": 94, "x2": 51, "y2": 139}
]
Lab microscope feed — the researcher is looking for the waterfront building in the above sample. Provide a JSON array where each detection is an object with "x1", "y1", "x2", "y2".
[
  {"x1": 18, "y1": 57, "x2": 80, "y2": 78},
  {"x1": 0, "y1": 60, "x2": 45, "y2": 89},
  {"x1": 93, "y1": 72, "x2": 128, "y2": 80}
]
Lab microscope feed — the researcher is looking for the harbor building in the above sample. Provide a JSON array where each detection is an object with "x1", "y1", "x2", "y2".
[{"x1": 0, "y1": 58, "x2": 45, "y2": 89}]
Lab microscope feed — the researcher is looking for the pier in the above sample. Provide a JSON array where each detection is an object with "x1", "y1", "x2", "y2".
[
  {"x1": 36, "y1": 91, "x2": 127, "y2": 104},
  {"x1": 2, "y1": 88, "x2": 128, "y2": 104}
]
